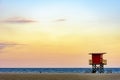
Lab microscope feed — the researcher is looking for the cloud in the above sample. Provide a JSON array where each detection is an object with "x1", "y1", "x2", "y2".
[
  {"x1": 55, "y1": 18, "x2": 66, "y2": 22},
  {"x1": 0, "y1": 42, "x2": 24, "y2": 50},
  {"x1": 3, "y1": 17, "x2": 36, "y2": 24}
]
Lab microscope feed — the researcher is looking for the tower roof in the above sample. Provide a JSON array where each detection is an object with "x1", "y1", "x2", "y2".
[{"x1": 89, "y1": 53, "x2": 106, "y2": 55}]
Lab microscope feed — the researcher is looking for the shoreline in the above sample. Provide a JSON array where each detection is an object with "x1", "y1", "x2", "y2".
[{"x1": 0, "y1": 73, "x2": 120, "y2": 80}]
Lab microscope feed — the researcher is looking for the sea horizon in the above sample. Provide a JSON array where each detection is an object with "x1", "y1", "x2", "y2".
[{"x1": 0, "y1": 68, "x2": 119, "y2": 73}]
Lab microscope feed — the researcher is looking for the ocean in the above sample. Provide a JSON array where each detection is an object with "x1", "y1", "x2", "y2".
[{"x1": 0, "y1": 68, "x2": 120, "y2": 73}]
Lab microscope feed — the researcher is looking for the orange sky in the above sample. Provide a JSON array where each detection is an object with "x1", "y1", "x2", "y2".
[{"x1": 0, "y1": 0, "x2": 120, "y2": 68}]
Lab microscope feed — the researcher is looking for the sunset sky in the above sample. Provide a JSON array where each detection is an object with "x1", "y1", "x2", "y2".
[{"x1": 0, "y1": 0, "x2": 120, "y2": 68}]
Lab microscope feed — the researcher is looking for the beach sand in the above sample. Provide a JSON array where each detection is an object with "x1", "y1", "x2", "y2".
[{"x1": 0, "y1": 73, "x2": 120, "y2": 80}]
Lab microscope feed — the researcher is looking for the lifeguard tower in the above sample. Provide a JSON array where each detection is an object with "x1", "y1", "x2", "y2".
[{"x1": 89, "y1": 53, "x2": 107, "y2": 73}]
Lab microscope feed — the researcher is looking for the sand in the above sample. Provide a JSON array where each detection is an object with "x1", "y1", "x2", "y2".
[{"x1": 0, "y1": 73, "x2": 120, "y2": 80}]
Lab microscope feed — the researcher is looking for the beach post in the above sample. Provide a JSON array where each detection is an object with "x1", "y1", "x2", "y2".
[{"x1": 89, "y1": 53, "x2": 107, "y2": 73}]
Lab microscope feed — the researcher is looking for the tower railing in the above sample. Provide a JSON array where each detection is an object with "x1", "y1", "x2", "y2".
[{"x1": 89, "y1": 59, "x2": 107, "y2": 65}]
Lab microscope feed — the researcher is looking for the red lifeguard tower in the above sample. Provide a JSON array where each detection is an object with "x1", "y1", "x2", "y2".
[{"x1": 89, "y1": 53, "x2": 107, "y2": 73}]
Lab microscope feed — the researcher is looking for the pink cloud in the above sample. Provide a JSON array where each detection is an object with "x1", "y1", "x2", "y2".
[
  {"x1": 0, "y1": 42, "x2": 25, "y2": 50},
  {"x1": 55, "y1": 18, "x2": 66, "y2": 22},
  {"x1": 3, "y1": 17, "x2": 36, "y2": 24}
]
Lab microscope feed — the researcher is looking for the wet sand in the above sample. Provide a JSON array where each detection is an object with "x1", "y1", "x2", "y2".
[{"x1": 0, "y1": 73, "x2": 120, "y2": 80}]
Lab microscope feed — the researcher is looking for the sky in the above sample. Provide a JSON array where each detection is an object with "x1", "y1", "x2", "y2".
[{"x1": 0, "y1": 0, "x2": 120, "y2": 68}]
